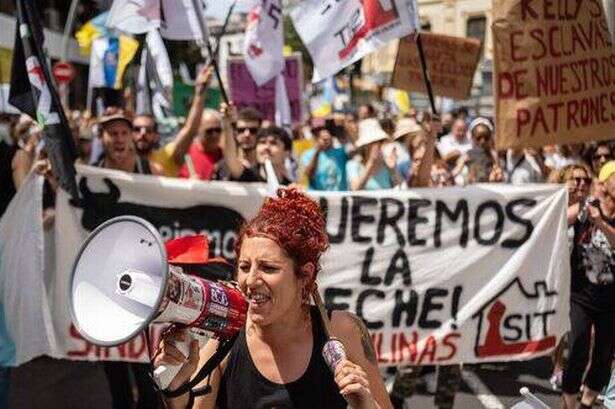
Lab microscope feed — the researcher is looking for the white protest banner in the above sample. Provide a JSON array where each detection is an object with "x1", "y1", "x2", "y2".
[
  {"x1": 47, "y1": 166, "x2": 569, "y2": 366},
  {"x1": 0, "y1": 174, "x2": 59, "y2": 366},
  {"x1": 290, "y1": 0, "x2": 419, "y2": 82}
]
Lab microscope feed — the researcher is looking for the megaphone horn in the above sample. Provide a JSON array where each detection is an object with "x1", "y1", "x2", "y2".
[{"x1": 69, "y1": 216, "x2": 247, "y2": 389}]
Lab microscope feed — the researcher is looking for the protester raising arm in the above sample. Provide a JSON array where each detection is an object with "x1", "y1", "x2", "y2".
[
  {"x1": 350, "y1": 145, "x2": 382, "y2": 191},
  {"x1": 410, "y1": 119, "x2": 439, "y2": 188},
  {"x1": 220, "y1": 103, "x2": 245, "y2": 179},
  {"x1": 12, "y1": 126, "x2": 39, "y2": 190},
  {"x1": 169, "y1": 66, "x2": 213, "y2": 165},
  {"x1": 588, "y1": 202, "x2": 615, "y2": 247},
  {"x1": 303, "y1": 141, "x2": 323, "y2": 182}
]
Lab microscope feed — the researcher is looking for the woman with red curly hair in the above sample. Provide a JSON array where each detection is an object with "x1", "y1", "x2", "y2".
[{"x1": 156, "y1": 188, "x2": 392, "y2": 409}]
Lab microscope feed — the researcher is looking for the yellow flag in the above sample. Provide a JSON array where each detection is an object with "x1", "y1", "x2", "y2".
[
  {"x1": 75, "y1": 22, "x2": 101, "y2": 55},
  {"x1": 114, "y1": 35, "x2": 139, "y2": 89}
]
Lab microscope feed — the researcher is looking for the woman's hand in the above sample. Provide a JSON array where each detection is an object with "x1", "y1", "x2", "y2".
[
  {"x1": 152, "y1": 326, "x2": 200, "y2": 392},
  {"x1": 334, "y1": 359, "x2": 377, "y2": 409},
  {"x1": 587, "y1": 202, "x2": 603, "y2": 225},
  {"x1": 383, "y1": 146, "x2": 398, "y2": 171},
  {"x1": 488, "y1": 163, "x2": 504, "y2": 183},
  {"x1": 366, "y1": 145, "x2": 383, "y2": 174}
]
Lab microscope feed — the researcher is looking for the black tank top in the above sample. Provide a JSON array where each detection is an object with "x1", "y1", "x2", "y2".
[{"x1": 216, "y1": 306, "x2": 347, "y2": 409}]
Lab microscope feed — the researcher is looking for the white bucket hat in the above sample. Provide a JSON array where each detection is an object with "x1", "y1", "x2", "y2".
[
  {"x1": 355, "y1": 118, "x2": 390, "y2": 148},
  {"x1": 393, "y1": 118, "x2": 423, "y2": 140}
]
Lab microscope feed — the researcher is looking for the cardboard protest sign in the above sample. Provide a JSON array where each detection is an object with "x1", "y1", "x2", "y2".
[
  {"x1": 493, "y1": 0, "x2": 615, "y2": 150},
  {"x1": 391, "y1": 33, "x2": 482, "y2": 100},
  {"x1": 227, "y1": 53, "x2": 303, "y2": 124},
  {"x1": 42, "y1": 167, "x2": 569, "y2": 366}
]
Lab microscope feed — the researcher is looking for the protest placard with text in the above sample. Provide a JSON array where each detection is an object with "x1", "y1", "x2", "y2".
[
  {"x1": 391, "y1": 33, "x2": 482, "y2": 100},
  {"x1": 10, "y1": 166, "x2": 567, "y2": 367},
  {"x1": 493, "y1": 0, "x2": 615, "y2": 150}
]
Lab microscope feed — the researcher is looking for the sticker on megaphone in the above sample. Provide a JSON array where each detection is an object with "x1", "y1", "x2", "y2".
[
  {"x1": 151, "y1": 266, "x2": 247, "y2": 389},
  {"x1": 155, "y1": 266, "x2": 247, "y2": 339}
]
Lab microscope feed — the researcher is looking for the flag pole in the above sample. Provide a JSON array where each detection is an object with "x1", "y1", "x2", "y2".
[
  {"x1": 190, "y1": 0, "x2": 230, "y2": 104},
  {"x1": 415, "y1": 33, "x2": 438, "y2": 117},
  {"x1": 59, "y1": 0, "x2": 79, "y2": 109}
]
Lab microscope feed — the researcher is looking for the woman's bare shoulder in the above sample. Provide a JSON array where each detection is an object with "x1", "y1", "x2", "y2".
[{"x1": 330, "y1": 310, "x2": 377, "y2": 366}]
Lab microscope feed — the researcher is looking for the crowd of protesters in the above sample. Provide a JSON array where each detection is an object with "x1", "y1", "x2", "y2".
[{"x1": 1, "y1": 70, "x2": 615, "y2": 409}]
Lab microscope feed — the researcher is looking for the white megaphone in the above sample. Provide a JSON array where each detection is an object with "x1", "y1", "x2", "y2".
[{"x1": 69, "y1": 216, "x2": 247, "y2": 390}]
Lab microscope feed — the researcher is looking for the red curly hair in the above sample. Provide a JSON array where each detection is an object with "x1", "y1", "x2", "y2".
[{"x1": 235, "y1": 188, "x2": 329, "y2": 281}]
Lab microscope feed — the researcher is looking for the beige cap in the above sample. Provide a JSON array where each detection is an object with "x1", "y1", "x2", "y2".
[
  {"x1": 355, "y1": 118, "x2": 390, "y2": 148},
  {"x1": 392, "y1": 118, "x2": 423, "y2": 140}
]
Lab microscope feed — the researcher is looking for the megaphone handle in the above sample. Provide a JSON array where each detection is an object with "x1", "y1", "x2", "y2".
[
  {"x1": 153, "y1": 335, "x2": 191, "y2": 390},
  {"x1": 153, "y1": 331, "x2": 209, "y2": 391}
]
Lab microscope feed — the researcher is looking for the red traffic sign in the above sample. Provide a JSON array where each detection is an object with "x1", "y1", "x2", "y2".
[{"x1": 52, "y1": 61, "x2": 75, "y2": 85}]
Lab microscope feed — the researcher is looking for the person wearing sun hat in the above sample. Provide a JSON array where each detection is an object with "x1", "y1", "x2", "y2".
[
  {"x1": 346, "y1": 118, "x2": 402, "y2": 190},
  {"x1": 389, "y1": 117, "x2": 426, "y2": 183}
]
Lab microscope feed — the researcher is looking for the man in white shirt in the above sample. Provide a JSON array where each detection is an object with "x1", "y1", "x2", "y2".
[{"x1": 437, "y1": 118, "x2": 472, "y2": 165}]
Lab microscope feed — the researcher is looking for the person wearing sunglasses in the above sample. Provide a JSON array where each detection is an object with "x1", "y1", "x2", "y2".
[
  {"x1": 178, "y1": 109, "x2": 223, "y2": 181},
  {"x1": 589, "y1": 142, "x2": 613, "y2": 177},
  {"x1": 233, "y1": 107, "x2": 263, "y2": 171},
  {"x1": 220, "y1": 104, "x2": 293, "y2": 184},
  {"x1": 132, "y1": 66, "x2": 213, "y2": 177},
  {"x1": 562, "y1": 162, "x2": 615, "y2": 409},
  {"x1": 561, "y1": 164, "x2": 594, "y2": 224}
]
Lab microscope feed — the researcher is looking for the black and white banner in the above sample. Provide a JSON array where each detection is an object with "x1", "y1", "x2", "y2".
[{"x1": 48, "y1": 166, "x2": 569, "y2": 366}]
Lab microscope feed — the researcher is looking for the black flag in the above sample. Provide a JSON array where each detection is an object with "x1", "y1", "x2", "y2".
[{"x1": 9, "y1": 0, "x2": 78, "y2": 198}]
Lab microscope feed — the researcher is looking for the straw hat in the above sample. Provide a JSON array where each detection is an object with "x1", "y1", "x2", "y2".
[
  {"x1": 98, "y1": 113, "x2": 132, "y2": 129},
  {"x1": 355, "y1": 118, "x2": 389, "y2": 148},
  {"x1": 392, "y1": 118, "x2": 423, "y2": 140}
]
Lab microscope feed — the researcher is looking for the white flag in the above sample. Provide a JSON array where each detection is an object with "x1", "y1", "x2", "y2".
[
  {"x1": 106, "y1": 0, "x2": 161, "y2": 34},
  {"x1": 244, "y1": 0, "x2": 284, "y2": 86},
  {"x1": 160, "y1": 0, "x2": 208, "y2": 40},
  {"x1": 106, "y1": 0, "x2": 208, "y2": 40},
  {"x1": 0, "y1": 174, "x2": 58, "y2": 366},
  {"x1": 274, "y1": 74, "x2": 291, "y2": 127},
  {"x1": 290, "y1": 0, "x2": 419, "y2": 82},
  {"x1": 137, "y1": 30, "x2": 174, "y2": 120}
]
